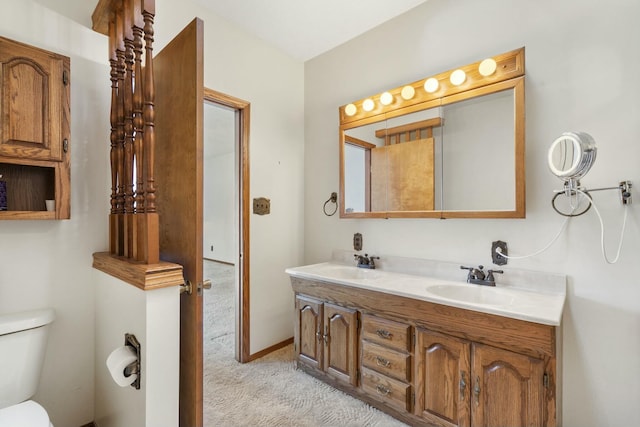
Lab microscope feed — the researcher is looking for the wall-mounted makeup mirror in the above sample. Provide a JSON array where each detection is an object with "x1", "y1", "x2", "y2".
[
  {"x1": 339, "y1": 48, "x2": 526, "y2": 219},
  {"x1": 548, "y1": 131, "x2": 597, "y2": 183}
]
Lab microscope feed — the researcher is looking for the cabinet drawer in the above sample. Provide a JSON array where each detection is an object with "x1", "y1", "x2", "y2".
[
  {"x1": 362, "y1": 314, "x2": 411, "y2": 352},
  {"x1": 362, "y1": 341, "x2": 411, "y2": 382},
  {"x1": 361, "y1": 366, "x2": 411, "y2": 413}
]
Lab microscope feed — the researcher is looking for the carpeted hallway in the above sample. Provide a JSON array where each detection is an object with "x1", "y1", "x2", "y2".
[{"x1": 203, "y1": 260, "x2": 408, "y2": 426}]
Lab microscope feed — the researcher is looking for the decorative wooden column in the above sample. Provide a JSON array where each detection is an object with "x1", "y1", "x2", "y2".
[{"x1": 93, "y1": 0, "x2": 159, "y2": 265}]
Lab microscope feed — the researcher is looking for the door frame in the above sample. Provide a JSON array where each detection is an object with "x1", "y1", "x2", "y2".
[{"x1": 203, "y1": 87, "x2": 251, "y2": 363}]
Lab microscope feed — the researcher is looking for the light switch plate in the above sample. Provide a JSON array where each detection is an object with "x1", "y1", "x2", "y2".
[{"x1": 253, "y1": 197, "x2": 270, "y2": 215}]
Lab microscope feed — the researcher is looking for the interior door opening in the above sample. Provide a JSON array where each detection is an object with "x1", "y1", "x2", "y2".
[{"x1": 203, "y1": 88, "x2": 251, "y2": 363}]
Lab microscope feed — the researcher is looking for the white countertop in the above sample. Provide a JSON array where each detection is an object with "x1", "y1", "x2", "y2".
[{"x1": 285, "y1": 261, "x2": 566, "y2": 326}]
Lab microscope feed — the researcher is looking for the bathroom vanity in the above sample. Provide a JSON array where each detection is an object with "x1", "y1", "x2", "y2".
[{"x1": 286, "y1": 258, "x2": 564, "y2": 427}]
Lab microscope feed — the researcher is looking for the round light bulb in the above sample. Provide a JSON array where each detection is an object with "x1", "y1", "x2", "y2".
[
  {"x1": 344, "y1": 103, "x2": 357, "y2": 116},
  {"x1": 423, "y1": 77, "x2": 439, "y2": 93},
  {"x1": 478, "y1": 58, "x2": 497, "y2": 77},
  {"x1": 450, "y1": 69, "x2": 466, "y2": 86},
  {"x1": 362, "y1": 98, "x2": 375, "y2": 112},
  {"x1": 400, "y1": 85, "x2": 415, "y2": 100},
  {"x1": 380, "y1": 92, "x2": 393, "y2": 106}
]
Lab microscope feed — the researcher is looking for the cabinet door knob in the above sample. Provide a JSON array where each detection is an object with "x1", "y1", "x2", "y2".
[
  {"x1": 459, "y1": 371, "x2": 467, "y2": 401},
  {"x1": 474, "y1": 376, "x2": 481, "y2": 406}
]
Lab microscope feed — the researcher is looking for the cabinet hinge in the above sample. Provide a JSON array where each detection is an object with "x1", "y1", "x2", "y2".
[
  {"x1": 357, "y1": 317, "x2": 361, "y2": 330},
  {"x1": 63, "y1": 70, "x2": 69, "y2": 86},
  {"x1": 543, "y1": 372, "x2": 549, "y2": 388}
]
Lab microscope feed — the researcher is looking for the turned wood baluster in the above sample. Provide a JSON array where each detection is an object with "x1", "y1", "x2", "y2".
[
  {"x1": 132, "y1": 6, "x2": 145, "y2": 214},
  {"x1": 109, "y1": 19, "x2": 120, "y2": 255},
  {"x1": 114, "y1": 12, "x2": 127, "y2": 256},
  {"x1": 109, "y1": 21, "x2": 119, "y2": 216},
  {"x1": 115, "y1": 14, "x2": 126, "y2": 218},
  {"x1": 123, "y1": 15, "x2": 135, "y2": 218},
  {"x1": 143, "y1": 2, "x2": 156, "y2": 213}
]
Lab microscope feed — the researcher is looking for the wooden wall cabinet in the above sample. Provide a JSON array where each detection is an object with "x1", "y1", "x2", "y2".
[
  {"x1": 294, "y1": 294, "x2": 359, "y2": 387},
  {"x1": 291, "y1": 277, "x2": 560, "y2": 427},
  {"x1": 0, "y1": 36, "x2": 71, "y2": 219}
]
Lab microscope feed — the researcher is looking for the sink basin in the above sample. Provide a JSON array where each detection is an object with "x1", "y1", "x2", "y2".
[
  {"x1": 426, "y1": 284, "x2": 516, "y2": 306},
  {"x1": 313, "y1": 264, "x2": 382, "y2": 281}
]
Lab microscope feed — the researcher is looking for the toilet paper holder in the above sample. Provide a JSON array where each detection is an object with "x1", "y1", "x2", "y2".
[{"x1": 124, "y1": 333, "x2": 141, "y2": 390}]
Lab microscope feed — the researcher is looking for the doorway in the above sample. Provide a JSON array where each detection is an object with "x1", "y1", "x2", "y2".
[{"x1": 202, "y1": 88, "x2": 251, "y2": 363}]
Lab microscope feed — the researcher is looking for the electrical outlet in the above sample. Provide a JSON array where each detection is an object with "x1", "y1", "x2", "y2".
[
  {"x1": 491, "y1": 240, "x2": 508, "y2": 265},
  {"x1": 353, "y1": 233, "x2": 363, "y2": 251}
]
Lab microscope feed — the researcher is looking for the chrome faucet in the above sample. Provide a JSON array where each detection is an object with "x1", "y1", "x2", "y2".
[
  {"x1": 354, "y1": 253, "x2": 379, "y2": 269},
  {"x1": 460, "y1": 265, "x2": 503, "y2": 286}
]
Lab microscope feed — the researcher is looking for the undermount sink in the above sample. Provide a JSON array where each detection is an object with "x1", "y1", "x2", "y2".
[{"x1": 426, "y1": 284, "x2": 516, "y2": 306}]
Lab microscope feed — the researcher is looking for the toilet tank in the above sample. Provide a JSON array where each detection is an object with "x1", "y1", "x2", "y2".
[{"x1": 0, "y1": 308, "x2": 55, "y2": 409}]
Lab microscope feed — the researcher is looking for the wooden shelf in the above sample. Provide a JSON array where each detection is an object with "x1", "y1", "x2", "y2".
[{"x1": 0, "y1": 211, "x2": 55, "y2": 220}]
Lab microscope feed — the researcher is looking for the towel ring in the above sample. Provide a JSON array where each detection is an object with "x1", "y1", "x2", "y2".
[{"x1": 323, "y1": 192, "x2": 338, "y2": 216}]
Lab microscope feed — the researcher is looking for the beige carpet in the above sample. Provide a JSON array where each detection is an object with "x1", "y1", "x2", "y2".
[{"x1": 203, "y1": 260, "x2": 408, "y2": 427}]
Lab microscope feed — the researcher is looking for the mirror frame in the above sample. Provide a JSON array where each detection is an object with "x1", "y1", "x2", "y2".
[{"x1": 339, "y1": 47, "x2": 525, "y2": 219}]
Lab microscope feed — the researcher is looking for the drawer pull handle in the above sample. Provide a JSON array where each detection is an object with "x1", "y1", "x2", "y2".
[
  {"x1": 376, "y1": 356, "x2": 391, "y2": 368},
  {"x1": 376, "y1": 384, "x2": 391, "y2": 396},
  {"x1": 376, "y1": 329, "x2": 392, "y2": 339}
]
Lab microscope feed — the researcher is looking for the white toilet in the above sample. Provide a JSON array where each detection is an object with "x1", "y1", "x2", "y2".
[{"x1": 0, "y1": 308, "x2": 55, "y2": 427}]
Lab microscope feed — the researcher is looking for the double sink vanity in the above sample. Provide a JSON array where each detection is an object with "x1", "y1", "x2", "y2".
[{"x1": 286, "y1": 253, "x2": 565, "y2": 427}]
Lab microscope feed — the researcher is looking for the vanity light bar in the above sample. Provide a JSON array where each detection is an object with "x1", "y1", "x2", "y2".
[{"x1": 339, "y1": 47, "x2": 525, "y2": 124}]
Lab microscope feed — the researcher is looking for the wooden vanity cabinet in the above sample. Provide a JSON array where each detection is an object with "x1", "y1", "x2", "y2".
[
  {"x1": 291, "y1": 277, "x2": 560, "y2": 427},
  {"x1": 294, "y1": 294, "x2": 359, "y2": 386},
  {"x1": 0, "y1": 36, "x2": 70, "y2": 219},
  {"x1": 415, "y1": 328, "x2": 545, "y2": 427}
]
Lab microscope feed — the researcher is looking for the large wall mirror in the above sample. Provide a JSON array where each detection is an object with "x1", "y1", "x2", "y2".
[{"x1": 339, "y1": 48, "x2": 525, "y2": 218}]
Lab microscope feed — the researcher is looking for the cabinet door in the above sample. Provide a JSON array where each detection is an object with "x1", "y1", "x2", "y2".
[
  {"x1": 295, "y1": 295, "x2": 324, "y2": 370},
  {"x1": 324, "y1": 302, "x2": 358, "y2": 386},
  {"x1": 0, "y1": 36, "x2": 68, "y2": 161},
  {"x1": 415, "y1": 328, "x2": 471, "y2": 427},
  {"x1": 471, "y1": 343, "x2": 544, "y2": 427}
]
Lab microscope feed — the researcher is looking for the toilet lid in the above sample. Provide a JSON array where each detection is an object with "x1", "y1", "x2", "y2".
[{"x1": 0, "y1": 400, "x2": 50, "y2": 427}]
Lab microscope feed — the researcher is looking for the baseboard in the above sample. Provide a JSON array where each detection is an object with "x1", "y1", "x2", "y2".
[
  {"x1": 203, "y1": 257, "x2": 234, "y2": 266},
  {"x1": 248, "y1": 337, "x2": 293, "y2": 362}
]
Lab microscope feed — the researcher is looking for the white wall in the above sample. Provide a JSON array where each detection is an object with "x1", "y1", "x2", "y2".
[
  {"x1": 304, "y1": 0, "x2": 640, "y2": 426},
  {"x1": 0, "y1": 1, "x2": 109, "y2": 426},
  {"x1": 203, "y1": 102, "x2": 236, "y2": 264},
  {"x1": 94, "y1": 271, "x2": 179, "y2": 427}
]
